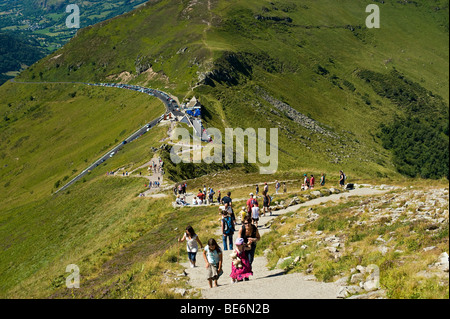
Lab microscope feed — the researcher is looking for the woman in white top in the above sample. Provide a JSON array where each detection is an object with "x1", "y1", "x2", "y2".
[
  {"x1": 179, "y1": 226, "x2": 203, "y2": 268},
  {"x1": 251, "y1": 203, "x2": 260, "y2": 228}
]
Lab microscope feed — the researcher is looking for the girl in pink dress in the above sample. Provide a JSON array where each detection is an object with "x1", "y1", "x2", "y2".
[{"x1": 230, "y1": 238, "x2": 253, "y2": 283}]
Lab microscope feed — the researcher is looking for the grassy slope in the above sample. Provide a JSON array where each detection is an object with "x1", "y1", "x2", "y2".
[{"x1": 0, "y1": 82, "x2": 165, "y2": 210}]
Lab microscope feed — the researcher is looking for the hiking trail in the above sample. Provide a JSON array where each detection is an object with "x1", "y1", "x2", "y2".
[{"x1": 180, "y1": 187, "x2": 389, "y2": 299}]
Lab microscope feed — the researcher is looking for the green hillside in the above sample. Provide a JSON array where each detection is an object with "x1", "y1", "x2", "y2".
[{"x1": 0, "y1": 0, "x2": 448, "y2": 298}]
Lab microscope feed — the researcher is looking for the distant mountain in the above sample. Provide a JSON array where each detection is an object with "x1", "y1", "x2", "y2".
[{"x1": 0, "y1": 0, "x2": 149, "y2": 84}]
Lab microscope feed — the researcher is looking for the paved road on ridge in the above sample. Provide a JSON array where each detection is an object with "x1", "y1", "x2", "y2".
[{"x1": 10, "y1": 79, "x2": 179, "y2": 194}]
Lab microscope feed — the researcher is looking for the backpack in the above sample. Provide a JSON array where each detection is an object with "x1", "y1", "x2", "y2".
[{"x1": 223, "y1": 216, "x2": 235, "y2": 235}]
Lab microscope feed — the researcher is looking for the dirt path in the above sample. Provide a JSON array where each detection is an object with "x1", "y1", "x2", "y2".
[{"x1": 181, "y1": 187, "x2": 389, "y2": 299}]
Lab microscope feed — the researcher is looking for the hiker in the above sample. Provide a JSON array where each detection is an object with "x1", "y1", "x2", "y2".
[
  {"x1": 238, "y1": 215, "x2": 260, "y2": 265},
  {"x1": 192, "y1": 196, "x2": 198, "y2": 205},
  {"x1": 230, "y1": 238, "x2": 253, "y2": 283},
  {"x1": 255, "y1": 184, "x2": 259, "y2": 197},
  {"x1": 275, "y1": 180, "x2": 280, "y2": 194},
  {"x1": 263, "y1": 182, "x2": 269, "y2": 194},
  {"x1": 221, "y1": 191, "x2": 232, "y2": 207},
  {"x1": 339, "y1": 170, "x2": 346, "y2": 187},
  {"x1": 239, "y1": 206, "x2": 247, "y2": 225},
  {"x1": 217, "y1": 191, "x2": 222, "y2": 204},
  {"x1": 302, "y1": 174, "x2": 309, "y2": 191},
  {"x1": 221, "y1": 210, "x2": 235, "y2": 251},
  {"x1": 320, "y1": 173, "x2": 326, "y2": 186},
  {"x1": 176, "y1": 195, "x2": 187, "y2": 206},
  {"x1": 283, "y1": 182, "x2": 287, "y2": 193},
  {"x1": 310, "y1": 175, "x2": 315, "y2": 189},
  {"x1": 178, "y1": 225, "x2": 203, "y2": 268},
  {"x1": 262, "y1": 190, "x2": 271, "y2": 217},
  {"x1": 224, "y1": 202, "x2": 235, "y2": 225},
  {"x1": 197, "y1": 189, "x2": 204, "y2": 204},
  {"x1": 251, "y1": 202, "x2": 260, "y2": 228},
  {"x1": 203, "y1": 238, "x2": 223, "y2": 288},
  {"x1": 208, "y1": 188, "x2": 215, "y2": 203},
  {"x1": 246, "y1": 193, "x2": 258, "y2": 214}
]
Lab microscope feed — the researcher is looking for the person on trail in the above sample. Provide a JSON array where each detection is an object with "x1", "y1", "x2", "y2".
[
  {"x1": 264, "y1": 182, "x2": 269, "y2": 194},
  {"x1": 310, "y1": 175, "x2": 315, "y2": 189},
  {"x1": 275, "y1": 180, "x2": 280, "y2": 194},
  {"x1": 339, "y1": 170, "x2": 346, "y2": 187},
  {"x1": 230, "y1": 238, "x2": 253, "y2": 283},
  {"x1": 178, "y1": 225, "x2": 203, "y2": 268},
  {"x1": 320, "y1": 173, "x2": 326, "y2": 186},
  {"x1": 221, "y1": 192, "x2": 232, "y2": 207},
  {"x1": 262, "y1": 190, "x2": 271, "y2": 217},
  {"x1": 197, "y1": 189, "x2": 204, "y2": 204},
  {"x1": 221, "y1": 210, "x2": 235, "y2": 251},
  {"x1": 255, "y1": 184, "x2": 259, "y2": 197},
  {"x1": 251, "y1": 202, "x2": 260, "y2": 228},
  {"x1": 302, "y1": 174, "x2": 310, "y2": 191},
  {"x1": 178, "y1": 184, "x2": 183, "y2": 195},
  {"x1": 246, "y1": 193, "x2": 258, "y2": 214},
  {"x1": 192, "y1": 196, "x2": 198, "y2": 205},
  {"x1": 209, "y1": 188, "x2": 215, "y2": 203},
  {"x1": 203, "y1": 238, "x2": 223, "y2": 288},
  {"x1": 224, "y1": 202, "x2": 236, "y2": 225},
  {"x1": 238, "y1": 215, "x2": 260, "y2": 265},
  {"x1": 176, "y1": 195, "x2": 187, "y2": 206},
  {"x1": 283, "y1": 182, "x2": 287, "y2": 193},
  {"x1": 217, "y1": 191, "x2": 221, "y2": 204}
]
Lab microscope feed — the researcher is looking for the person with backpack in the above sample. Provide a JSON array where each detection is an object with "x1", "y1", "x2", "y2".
[
  {"x1": 178, "y1": 225, "x2": 203, "y2": 268},
  {"x1": 310, "y1": 175, "x2": 315, "y2": 189},
  {"x1": 221, "y1": 210, "x2": 235, "y2": 251},
  {"x1": 238, "y1": 215, "x2": 261, "y2": 265},
  {"x1": 251, "y1": 202, "x2": 260, "y2": 227},
  {"x1": 275, "y1": 180, "x2": 280, "y2": 194},
  {"x1": 230, "y1": 238, "x2": 253, "y2": 283}
]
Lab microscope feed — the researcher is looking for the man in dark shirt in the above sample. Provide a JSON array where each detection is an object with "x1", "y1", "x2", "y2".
[{"x1": 221, "y1": 192, "x2": 232, "y2": 207}]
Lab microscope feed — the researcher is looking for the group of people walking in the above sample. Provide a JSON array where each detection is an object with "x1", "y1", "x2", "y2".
[
  {"x1": 175, "y1": 170, "x2": 348, "y2": 288},
  {"x1": 178, "y1": 190, "x2": 261, "y2": 288}
]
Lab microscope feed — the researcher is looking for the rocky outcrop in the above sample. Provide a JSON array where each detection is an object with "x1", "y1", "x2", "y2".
[{"x1": 255, "y1": 86, "x2": 339, "y2": 139}]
